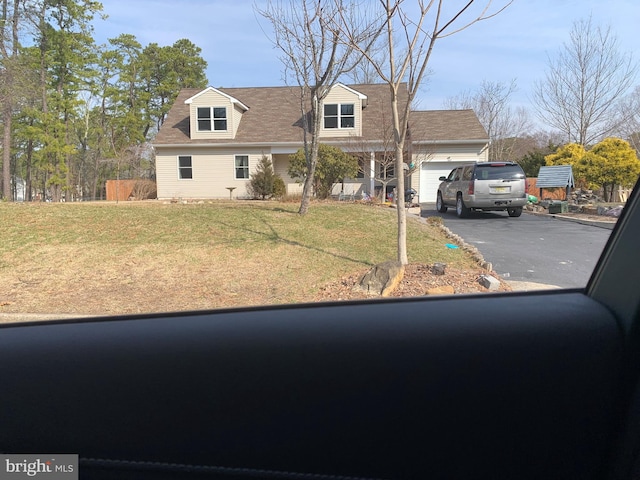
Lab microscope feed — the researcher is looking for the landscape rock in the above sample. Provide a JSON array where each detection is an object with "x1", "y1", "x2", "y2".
[
  {"x1": 569, "y1": 188, "x2": 601, "y2": 205},
  {"x1": 568, "y1": 204, "x2": 583, "y2": 213},
  {"x1": 358, "y1": 261, "x2": 405, "y2": 297},
  {"x1": 478, "y1": 274, "x2": 500, "y2": 291},
  {"x1": 425, "y1": 285, "x2": 455, "y2": 295},
  {"x1": 604, "y1": 206, "x2": 624, "y2": 217},
  {"x1": 432, "y1": 263, "x2": 447, "y2": 275}
]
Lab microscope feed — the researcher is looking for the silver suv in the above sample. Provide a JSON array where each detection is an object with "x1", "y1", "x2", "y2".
[{"x1": 436, "y1": 162, "x2": 527, "y2": 218}]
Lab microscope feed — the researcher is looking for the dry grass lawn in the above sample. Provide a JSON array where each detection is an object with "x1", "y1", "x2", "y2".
[{"x1": 0, "y1": 200, "x2": 481, "y2": 316}]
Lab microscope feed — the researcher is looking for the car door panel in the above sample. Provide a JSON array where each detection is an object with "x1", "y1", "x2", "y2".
[
  {"x1": 443, "y1": 168, "x2": 458, "y2": 204},
  {"x1": 0, "y1": 291, "x2": 626, "y2": 480}
]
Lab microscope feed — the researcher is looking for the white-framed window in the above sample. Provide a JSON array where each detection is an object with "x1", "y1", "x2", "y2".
[
  {"x1": 178, "y1": 156, "x2": 193, "y2": 179},
  {"x1": 235, "y1": 155, "x2": 249, "y2": 179},
  {"x1": 324, "y1": 103, "x2": 355, "y2": 129},
  {"x1": 197, "y1": 106, "x2": 227, "y2": 131}
]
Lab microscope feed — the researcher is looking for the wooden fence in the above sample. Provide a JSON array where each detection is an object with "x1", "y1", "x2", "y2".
[
  {"x1": 106, "y1": 180, "x2": 138, "y2": 201},
  {"x1": 526, "y1": 178, "x2": 566, "y2": 200}
]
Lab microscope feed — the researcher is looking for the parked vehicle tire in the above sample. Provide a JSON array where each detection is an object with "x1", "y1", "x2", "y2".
[
  {"x1": 436, "y1": 192, "x2": 447, "y2": 213},
  {"x1": 507, "y1": 207, "x2": 523, "y2": 217},
  {"x1": 456, "y1": 194, "x2": 470, "y2": 218}
]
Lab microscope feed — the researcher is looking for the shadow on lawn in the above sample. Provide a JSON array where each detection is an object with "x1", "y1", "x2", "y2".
[
  {"x1": 217, "y1": 211, "x2": 373, "y2": 267},
  {"x1": 267, "y1": 207, "x2": 300, "y2": 215}
]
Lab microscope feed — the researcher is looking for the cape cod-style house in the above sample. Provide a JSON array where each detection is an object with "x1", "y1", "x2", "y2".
[{"x1": 153, "y1": 83, "x2": 489, "y2": 201}]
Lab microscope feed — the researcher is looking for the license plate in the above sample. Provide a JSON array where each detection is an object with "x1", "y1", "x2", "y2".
[{"x1": 490, "y1": 186, "x2": 510, "y2": 194}]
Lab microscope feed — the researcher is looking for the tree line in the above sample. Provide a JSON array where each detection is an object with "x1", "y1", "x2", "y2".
[{"x1": 0, "y1": 0, "x2": 207, "y2": 202}]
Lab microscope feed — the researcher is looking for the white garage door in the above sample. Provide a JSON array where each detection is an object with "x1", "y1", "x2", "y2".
[{"x1": 419, "y1": 162, "x2": 475, "y2": 202}]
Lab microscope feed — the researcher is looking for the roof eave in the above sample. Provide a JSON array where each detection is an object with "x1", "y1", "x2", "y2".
[
  {"x1": 184, "y1": 87, "x2": 249, "y2": 111},
  {"x1": 412, "y1": 138, "x2": 490, "y2": 145},
  {"x1": 333, "y1": 82, "x2": 368, "y2": 100},
  {"x1": 153, "y1": 141, "x2": 305, "y2": 149}
]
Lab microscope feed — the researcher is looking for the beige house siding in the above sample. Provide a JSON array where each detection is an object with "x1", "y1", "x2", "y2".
[
  {"x1": 155, "y1": 142, "x2": 487, "y2": 201},
  {"x1": 188, "y1": 90, "x2": 238, "y2": 140},
  {"x1": 156, "y1": 147, "x2": 266, "y2": 199},
  {"x1": 331, "y1": 179, "x2": 367, "y2": 197},
  {"x1": 319, "y1": 85, "x2": 364, "y2": 138},
  {"x1": 414, "y1": 143, "x2": 488, "y2": 161},
  {"x1": 232, "y1": 104, "x2": 244, "y2": 133},
  {"x1": 273, "y1": 154, "x2": 303, "y2": 195},
  {"x1": 410, "y1": 172, "x2": 420, "y2": 191}
]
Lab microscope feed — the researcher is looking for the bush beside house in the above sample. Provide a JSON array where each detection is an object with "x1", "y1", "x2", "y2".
[{"x1": 247, "y1": 155, "x2": 285, "y2": 200}]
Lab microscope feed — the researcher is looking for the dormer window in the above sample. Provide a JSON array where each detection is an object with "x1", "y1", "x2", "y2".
[
  {"x1": 324, "y1": 103, "x2": 355, "y2": 129},
  {"x1": 197, "y1": 107, "x2": 227, "y2": 131}
]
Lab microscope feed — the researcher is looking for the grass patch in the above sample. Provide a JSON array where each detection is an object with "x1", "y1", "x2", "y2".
[{"x1": 0, "y1": 201, "x2": 476, "y2": 315}]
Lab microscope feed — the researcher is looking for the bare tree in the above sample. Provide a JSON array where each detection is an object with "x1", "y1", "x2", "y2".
[
  {"x1": 348, "y1": 40, "x2": 389, "y2": 85},
  {"x1": 444, "y1": 79, "x2": 532, "y2": 161},
  {"x1": 344, "y1": 105, "x2": 396, "y2": 202},
  {"x1": 256, "y1": 0, "x2": 380, "y2": 215},
  {"x1": 612, "y1": 86, "x2": 640, "y2": 153},
  {"x1": 336, "y1": 0, "x2": 513, "y2": 264},
  {"x1": 345, "y1": 103, "x2": 434, "y2": 205},
  {"x1": 533, "y1": 17, "x2": 636, "y2": 146}
]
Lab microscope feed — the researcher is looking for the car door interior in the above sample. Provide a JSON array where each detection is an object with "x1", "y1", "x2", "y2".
[{"x1": 1, "y1": 183, "x2": 640, "y2": 480}]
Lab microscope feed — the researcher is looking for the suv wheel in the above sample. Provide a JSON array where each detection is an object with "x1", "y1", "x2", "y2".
[
  {"x1": 456, "y1": 194, "x2": 470, "y2": 218},
  {"x1": 507, "y1": 207, "x2": 523, "y2": 218},
  {"x1": 436, "y1": 192, "x2": 447, "y2": 213}
]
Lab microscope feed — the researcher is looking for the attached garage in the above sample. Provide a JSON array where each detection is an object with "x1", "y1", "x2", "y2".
[
  {"x1": 410, "y1": 110, "x2": 490, "y2": 203},
  {"x1": 419, "y1": 161, "x2": 475, "y2": 203}
]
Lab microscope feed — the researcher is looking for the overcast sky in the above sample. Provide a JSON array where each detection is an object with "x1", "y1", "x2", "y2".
[{"x1": 91, "y1": 0, "x2": 640, "y2": 113}]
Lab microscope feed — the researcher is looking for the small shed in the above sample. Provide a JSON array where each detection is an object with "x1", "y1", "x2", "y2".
[{"x1": 536, "y1": 165, "x2": 575, "y2": 200}]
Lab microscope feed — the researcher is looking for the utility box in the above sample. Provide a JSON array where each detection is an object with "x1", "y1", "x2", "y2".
[{"x1": 549, "y1": 200, "x2": 568, "y2": 214}]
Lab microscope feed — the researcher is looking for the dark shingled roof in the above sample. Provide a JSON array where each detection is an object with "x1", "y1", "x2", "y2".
[
  {"x1": 154, "y1": 84, "x2": 487, "y2": 146},
  {"x1": 409, "y1": 110, "x2": 488, "y2": 142}
]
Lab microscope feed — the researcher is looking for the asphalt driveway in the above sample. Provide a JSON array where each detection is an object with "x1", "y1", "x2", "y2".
[{"x1": 420, "y1": 205, "x2": 614, "y2": 288}]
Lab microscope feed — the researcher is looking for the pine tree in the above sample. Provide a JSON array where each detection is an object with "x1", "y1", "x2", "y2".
[{"x1": 248, "y1": 155, "x2": 278, "y2": 200}]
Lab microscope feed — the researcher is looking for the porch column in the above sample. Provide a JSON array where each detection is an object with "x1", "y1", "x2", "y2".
[{"x1": 369, "y1": 151, "x2": 375, "y2": 195}]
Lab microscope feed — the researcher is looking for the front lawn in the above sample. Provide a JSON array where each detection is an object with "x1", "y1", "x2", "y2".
[{"x1": 0, "y1": 201, "x2": 477, "y2": 316}]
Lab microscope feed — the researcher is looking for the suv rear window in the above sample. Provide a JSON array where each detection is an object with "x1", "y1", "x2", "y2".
[{"x1": 474, "y1": 164, "x2": 525, "y2": 180}]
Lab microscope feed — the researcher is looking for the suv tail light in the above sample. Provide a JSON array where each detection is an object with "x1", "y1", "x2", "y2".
[
  {"x1": 525, "y1": 179, "x2": 529, "y2": 194},
  {"x1": 468, "y1": 180, "x2": 475, "y2": 195}
]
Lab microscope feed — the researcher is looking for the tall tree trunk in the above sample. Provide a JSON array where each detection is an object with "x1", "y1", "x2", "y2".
[
  {"x1": 389, "y1": 87, "x2": 407, "y2": 265},
  {"x1": 298, "y1": 92, "x2": 322, "y2": 215},
  {"x1": 92, "y1": 153, "x2": 99, "y2": 201},
  {"x1": 605, "y1": 184, "x2": 615, "y2": 203},
  {"x1": 298, "y1": 137, "x2": 320, "y2": 215},
  {"x1": 380, "y1": 180, "x2": 389, "y2": 202},
  {"x1": 395, "y1": 141, "x2": 407, "y2": 265},
  {"x1": 2, "y1": 102, "x2": 10, "y2": 199},
  {"x1": 38, "y1": 6, "x2": 50, "y2": 201},
  {"x1": 25, "y1": 139, "x2": 33, "y2": 201},
  {"x1": 0, "y1": 0, "x2": 20, "y2": 201},
  {"x1": 63, "y1": 94, "x2": 71, "y2": 201}
]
